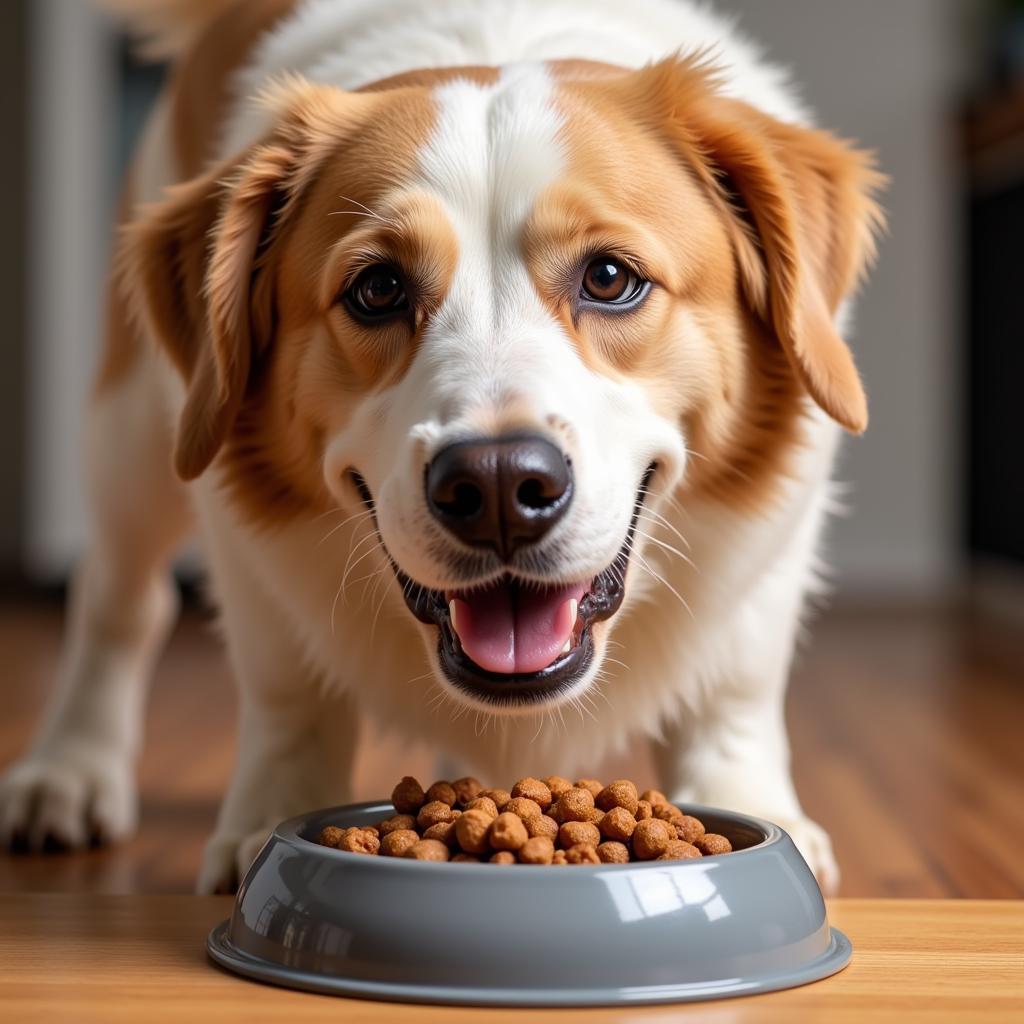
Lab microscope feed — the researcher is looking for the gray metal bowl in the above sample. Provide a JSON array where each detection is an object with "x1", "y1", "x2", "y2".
[{"x1": 207, "y1": 800, "x2": 850, "y2": 1006}]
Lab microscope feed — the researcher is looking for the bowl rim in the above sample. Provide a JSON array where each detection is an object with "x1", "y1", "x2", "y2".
[{"x1": 272, "y1": 799, "x2": 785, "y2": 873}]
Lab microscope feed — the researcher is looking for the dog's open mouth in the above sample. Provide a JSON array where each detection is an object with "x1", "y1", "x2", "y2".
[{"x1": 351, "y1": 467, "x2": 653, "y2": 705}]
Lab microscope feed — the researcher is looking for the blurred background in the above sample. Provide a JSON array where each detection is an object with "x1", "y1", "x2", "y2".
[{"x1": 0, "y1": 0, "x2": 1020, "y2": 896}]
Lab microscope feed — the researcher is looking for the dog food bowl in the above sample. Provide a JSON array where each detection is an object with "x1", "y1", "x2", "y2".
[{"x1": 207, "y1": 801, "x2": 850, "y2": 1006}]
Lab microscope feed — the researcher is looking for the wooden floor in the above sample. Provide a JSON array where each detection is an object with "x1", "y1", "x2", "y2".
[{"x1": 1, "y1": 596, "x2": 1022, "y2": 897}]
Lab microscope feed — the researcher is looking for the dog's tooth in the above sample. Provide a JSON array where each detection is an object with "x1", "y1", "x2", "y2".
[
  {"x1": 449, "y1": 600, "x2": 458, "y2": 635},
  {"x1": 561, "y1": 639, "x2": 572, "y2": 654},
  {"x1": 569, "y1": 598, "x2": 579, "y2": 628}
]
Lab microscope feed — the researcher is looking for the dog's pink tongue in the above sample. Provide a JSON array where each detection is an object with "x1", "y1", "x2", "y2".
[{"x1": 450, "y1": 580, "x2": 587, "y2": 674}]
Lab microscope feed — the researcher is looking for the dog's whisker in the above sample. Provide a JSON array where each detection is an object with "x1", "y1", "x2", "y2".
[
  {"x1": 339, "y1": 536, "x2": 386, "y2": 595},
  {"x1": 318, "y1": 507, "x2": 375, "y2": 546},
  {"x1": 636, "y1": 506, "x2": 691, "y2": 550},
  {"x1": 632, "y1": 527, "x2": 697, "y2": 572},
  {"x1": 633, "y1": 551, "x2": 694, "y2": 620}
]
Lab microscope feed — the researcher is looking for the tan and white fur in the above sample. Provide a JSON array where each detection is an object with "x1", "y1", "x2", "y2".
[{"x1": 0, "y1": 0, "x2": 882, "y2": 894}]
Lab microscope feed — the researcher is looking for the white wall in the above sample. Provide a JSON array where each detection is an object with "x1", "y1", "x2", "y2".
[{"x1": 718, "y1": 0, "x2": 967, "y2": 593}]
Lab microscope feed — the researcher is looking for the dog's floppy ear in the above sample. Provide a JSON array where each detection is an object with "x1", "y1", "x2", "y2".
[
  {"x1": 118, "y1": 80, "x2": 358, "y2": 479},
  {"x1": 645, "y1": 58, "x2": 885, "y2": 433},
  {"x1": 119, "y1": 144, "x2": 293, "y2": 479}
]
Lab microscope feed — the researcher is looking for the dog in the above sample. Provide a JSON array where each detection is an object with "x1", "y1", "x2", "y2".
[{"x1": 0, "y1": 0, "x2": 882, "y2": 894}]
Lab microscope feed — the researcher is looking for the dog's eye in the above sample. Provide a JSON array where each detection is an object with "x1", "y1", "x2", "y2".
[
  {"x1": 344, "y1": 264, "x2": 409, "y2": 321},
  {"x1": 580, "y1": 257, "x2": 646, "y2": 305}
]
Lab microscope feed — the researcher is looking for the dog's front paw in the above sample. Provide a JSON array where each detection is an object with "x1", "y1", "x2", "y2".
[
  {"x1": 0, "y1": 746, "x2": 137, "y2": 851},
  {"x1": 771, "y1": 814, "x2": 840, "y2": 896},
  {"x1": 197, "y1": 825, "x2": 275, "y2": 895}
]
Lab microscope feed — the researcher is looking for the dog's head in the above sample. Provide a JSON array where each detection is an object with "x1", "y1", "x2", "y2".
[{"x1": 123, "y1": 57, "x2": 882, "y2": 712}]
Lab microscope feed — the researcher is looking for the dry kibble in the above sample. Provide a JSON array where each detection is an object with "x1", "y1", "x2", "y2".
[
  {"x1": 391, "y1": 776, "x2": 427, "y2": 814},
  {"x1": 463, "y1": 796, "x2": 499, "y2": 818},
  {"x1": 317, "y1": 826, "x2": 345, "y2": 849},
  {"x1": 596, "y1": 780, "x2": 639, "y2": 815},
  {"x1": 575, "y1": 778, "x2": 604, "y2": 798},
  {"x1": 526, "y1": 815, "x2": 559, "y2": 841},
  {"x1": 674, "y1": 815, "x2": 706, "y2": 844},
  {"x1": 599, "y1": 806, "x2": 637, "y2": 842},
  {"x1": 565, "y1": 843, "x2": 601, "y2": 864},
  {"x1": 504, "y1": 797, "x2": 542, "y2": 820},
  {"x1": 426, "y1": 781, "x2": 457, "y2": 807},
  {"x1": 489, "y1": 812, "x2": 529, "y2": 851},
  {"x1": 597, "y1": 841, "x2": 631, "y2": 864},
  {"x1": 695, "y1": 833, "x2": 733, "y2": 855},
  {"x1": 633, "y1": 818, "x2": 672, "y2": 860},
  {"x1": 518, "y1": 836, "x2": 555, "y2": 865},
  {"x1": 317, "y1": 774, "x2": 735, "y2": 866},
  {"x1": 339, "y1": 828, "x2": 380, "y2": 855},
  {"x1": 658, "y1": 839, "x2": 702, "y2": 861},
  {"x1": 556, "y1": 787, "x2": 595, "y2": 823},
  {"x1": 455, "y1": 809, "x2": 493, "y2": 854},
  {"x1": 544, "y1": 776, "x2": 574, "y2": 798},
  {"x1": 451, "y1": 777, "x2": 483, "y2": 805},
  {"x1": 405, "y1": 839, "x2": 450, "y2": 861},
  {"x1": 480, "y1": 788, "x2": 512, "y2": 811},
  {"x1": 380, "y1": 829, "x2": 420, "y2": 857},
  {"x1": 511, "y1": 777, "x2": 553, "y2": 810},
  {"x1": 417, "y1": 800, "x2": 454, "y2": 830},
  {"x1": 378, "y1": 814, "x2": 417, "y2": 835},
  {"x1": 559, "y1": 820, "x2": 601, "y2": 849},
  {"x1": 423, "y1": 821, "x2": 459, "y2": 848}
]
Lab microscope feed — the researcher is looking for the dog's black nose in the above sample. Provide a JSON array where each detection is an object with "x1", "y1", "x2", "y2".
[{"x1": 426, "y1": 435, "x2": 573, "y2": 559}]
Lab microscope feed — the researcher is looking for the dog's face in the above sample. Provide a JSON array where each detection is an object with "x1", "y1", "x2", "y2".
[{"x1": 127, "y1": 58, "x2": 881, "y2": 713}]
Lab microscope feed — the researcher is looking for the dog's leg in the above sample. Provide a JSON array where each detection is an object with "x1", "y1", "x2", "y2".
[
  {"x1": 196, "y1": 542, "x2": 358, "y2": 893},
  {"x1": 0, "y1": 357, "x2": 192, "y2": 850},
  {"x1": 650, "y1": 577, "x2": 839, "y2": 894}
]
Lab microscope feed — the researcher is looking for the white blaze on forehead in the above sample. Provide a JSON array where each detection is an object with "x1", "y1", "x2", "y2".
[{"x1": 408, "y1": 64, "x2": 570, "y2": 420}]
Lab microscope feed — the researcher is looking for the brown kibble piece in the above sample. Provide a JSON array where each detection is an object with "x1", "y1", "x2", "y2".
[
  {"x1": 636, "y1": 800, "x2": 653, "y2": 820},
  {"x1": 596, "y1": 780, "x2": 639, "y2": 815},
  {"x1": 317, "y1": 826, "x2": 345, "y2": 849},
  {"x1": 597, "y1": 841, "x2": 630, "y2": 864},
  {"x1": 480, "y1": 788, "x2": 512, "y2": 811},
  {"x1": 463, "y1": 796, "x2": 499, "y2": 818},
  {"x1": 654, "y1": 803, "x2": 684, "y2": 823},
  {"x1": 489, "y1": 812, "x2": 529, "y2": 851},
  {"x1": 423, "y1": 821, "x2": 458, "y2": 848},
  {"x1": 511, "y1": 777, "x2": 553, "y2": 810},
  {"x1": 380, "y1": 829, "x2": 420, "y2": 857},
  {"x1": 451, "y1": 852, "x2": 481, "y2": 863},
  {"x1": 378, "y1": 814, "x2": 417, "y2": 835},
  {"x1": 455, "y1": 809, "x2": 493, "y2": 854},
  {"x1": 575, "y1": 778, "x2": 604, "y2": 798},
  {"x1": 391, "y1": 776, "x2": 427, "y2": 814},
  {"x1": 426, "y1": 781, "x2": 457, "y2": 807},
  {"x1": 526, "y1": 814, "x2": 559, "y2": 841},
  {"x1": 556, "y1": 787, "x2": 595, "y2": 822},
  {"x1": 559, "y1": 820, "x2": 601, "y2": 849},
  {"x1": 658, "y1": 839, "x2": 702, "y2": 860},
  {"x1": 543, "y1": 776, "x2": 574, "y2": 798},
  {"x1": 599, "y1": 806, "x2": 637, "y2": 842},
  {"x1": 518, "y1": 836, "x2": 555, "y2": 864},
  {"x1": 551, "y1": 849, "x2": 568, "y2": 865},
  {"x1": 586, "y1": 808, "x2": 605, "y2": 826},
  {"x1": 633, "y1": 818, "x2": 671, "y2": 860},
  {"x1": 406, "y1": 839, "x2": 450, "y2": 861},
  {"x1": 640, "y1": 789, "x2": 668, "y2": 807},
  {"x1": 695, "y1": 833, "x2": 733, "y2": 855},
  {"x1": 417, "y1": 800, "x2": 455, "y2": 830},
  {"x1": 490, "y1": 851, "x2": 516, "y2": 864},
  {"x1": 674, "y1": 815, "x2": 706, "y2": 844},
  {"x1": 451, "y1": 777, "x2": 483, "y2": 805},
  {"x1": 565, "y1": 843, "x2": 601, "y2": 864},
  {"x1": 504, "y1": 797, "x2": 542, "y2": 820},
  {"x1": 339, "y1": 827, "x2": 380, "y2": 855}
]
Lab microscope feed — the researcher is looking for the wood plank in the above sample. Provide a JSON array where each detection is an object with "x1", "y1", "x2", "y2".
[{"x1": 0, "y1": 896, "x2": 1021, "y2": 1022}]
